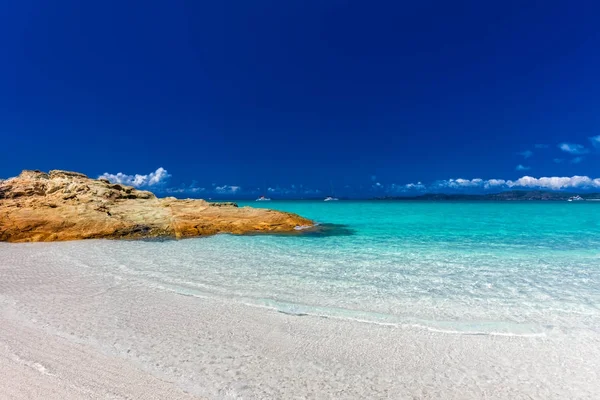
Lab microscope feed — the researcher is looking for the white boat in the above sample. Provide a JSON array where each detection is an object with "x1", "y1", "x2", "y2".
[
  {"x1": 567, "y1": 195, "x2": 584, "y2": 202},
  {"x1": 256, "y1": 195, "x2": 271, "y2": 201},
  {"x1": 324, "y1": 181, "x2": 339, "y2": 202}
]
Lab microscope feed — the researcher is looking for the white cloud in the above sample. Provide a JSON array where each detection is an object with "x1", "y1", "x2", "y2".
[
  {"x1": 506, "y1": 176, "x2": 600, "y2": 190},
  {"x1": 165, "y1": 187, "x2": 205, "y2": 195},
  {"x1": 518, "y1": 150, "x2": 533, "y2": 158},
  {"x1": 264, "y1": 185, "x2": 322, "y2": 196},
  {"x1": 98, "y1": 167, "x2": 171, "y2": 188},
  {"x1": 405, "y1": 182, "x2": 426, "y2": 190},
  {"x1": 267, "y1": 186, "x2": 296, "y2": 195},
  {"x1": 434, "y1": 178, "x2": 484, "y2": 189},
  {"x1": 571, "y1": 156, "x2": 584, "y2": 164},
  {"x1": 516, "y1": 164, "x2": 530, "y2": 171},
  {"x1": 484, "y1": 179, "x2": 507, "y2": 189},
  {"x1": 214, "y1": 185, "x2": 241, "y2": 194},
  {"x1": 387, "y1": 182, "x2": 426, "y2": 193},
  {"x1": 590, "y1": 135, "x2": 600, "y2": 148},
  {"x1": 559, "y1": 143, "x2": 588, "y2": 155}
]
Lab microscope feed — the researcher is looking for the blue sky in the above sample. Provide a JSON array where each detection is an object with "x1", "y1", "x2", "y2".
[{"x1": 2, "y1": 1, "x2": 600, "y2": 197}]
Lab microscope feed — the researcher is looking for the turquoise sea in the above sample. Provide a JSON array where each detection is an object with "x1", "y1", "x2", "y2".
[{"x1": 74, "y1": 200, "x2": 600, "y2": 337}]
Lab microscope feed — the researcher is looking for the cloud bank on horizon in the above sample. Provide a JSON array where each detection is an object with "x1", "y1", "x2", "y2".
[
  {"x1": 97, "y1": 168, "x2": 600, "y2": 197},
  {"x1": 395, "y1": 175, "x2": 600, "y2": 194}
]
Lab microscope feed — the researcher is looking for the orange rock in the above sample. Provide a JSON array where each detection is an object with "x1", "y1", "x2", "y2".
[{"x1": 0, "y1": 170, "x2": 313, "y2": 242}]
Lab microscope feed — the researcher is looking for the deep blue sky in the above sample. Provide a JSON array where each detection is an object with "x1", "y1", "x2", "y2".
[{"x1": 2, "y1": 1, "x2": 600, "y2": 197}]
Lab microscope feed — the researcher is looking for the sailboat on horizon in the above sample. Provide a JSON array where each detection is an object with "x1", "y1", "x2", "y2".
[
  {"x1": 256, "y1": 181, "x2": 272, "y2": 201},
  {"x1": 324, "y1": 181, "x2": 339, "y2": 201}
]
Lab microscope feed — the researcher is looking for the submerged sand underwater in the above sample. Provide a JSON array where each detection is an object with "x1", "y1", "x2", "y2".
[{"x1": 1, "y1": 239, "x2": 599, "y2": 399}]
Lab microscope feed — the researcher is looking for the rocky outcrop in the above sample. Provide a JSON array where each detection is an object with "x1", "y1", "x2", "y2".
[{"x1": 0, "y1": 170, "x2": 313, "y2": 242}]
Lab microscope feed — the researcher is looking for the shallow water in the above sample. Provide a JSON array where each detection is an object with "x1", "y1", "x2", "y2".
[{"x1": 30, "y1": 201, "x2": 600, "y2": 336}]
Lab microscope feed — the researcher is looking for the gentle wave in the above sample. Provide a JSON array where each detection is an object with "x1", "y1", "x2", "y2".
[{"x1": 151, "y1": 281, "x2": 548, "y2": 338}]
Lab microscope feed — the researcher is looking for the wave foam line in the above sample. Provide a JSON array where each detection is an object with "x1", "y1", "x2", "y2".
[{"x1": 150, "y1": 282, "x2": 548, "y2": 338}]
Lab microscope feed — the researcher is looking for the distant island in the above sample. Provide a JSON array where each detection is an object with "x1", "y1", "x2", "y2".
[{"x1": 375, "y1": 190, "x2": 600, "y2": 201}]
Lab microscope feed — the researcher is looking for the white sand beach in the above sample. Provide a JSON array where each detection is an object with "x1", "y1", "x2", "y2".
[{"x1": 1, "y1": 241, "x2": 600, "y2": 399}]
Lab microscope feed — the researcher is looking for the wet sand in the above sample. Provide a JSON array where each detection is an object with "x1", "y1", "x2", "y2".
[{"x1": 1, "y1": 242, "x2": 599, "y2": 399}]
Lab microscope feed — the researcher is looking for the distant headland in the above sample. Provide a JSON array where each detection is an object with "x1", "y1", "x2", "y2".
[
  {"x1": 0, "y1": 170, "x2": 313, "y2": 242},
  {"x1": 374, "y1": 190, "x2": 600, "y2": 201}
]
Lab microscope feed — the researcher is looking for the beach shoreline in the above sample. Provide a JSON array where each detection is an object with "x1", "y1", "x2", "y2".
[{"x1": 1, "y1": 242, "x2": 599, "y2": 399}]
